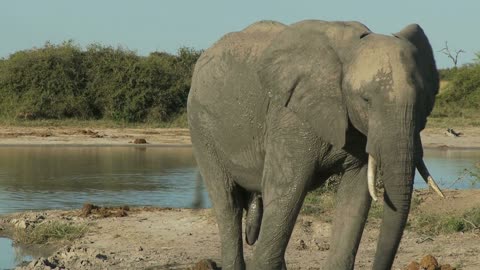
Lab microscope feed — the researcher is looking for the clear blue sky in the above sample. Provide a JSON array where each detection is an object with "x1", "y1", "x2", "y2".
[{"x1": 1, "y1": 0, "x2": 478, "y2": 68}]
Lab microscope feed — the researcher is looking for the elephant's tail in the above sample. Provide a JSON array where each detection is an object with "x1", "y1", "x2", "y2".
[
  {"x1": 192, "y1": 172, "x2": 204, "y2": 208},
  {"x1": 245, "y1": 193, "x2": 263, "y2": 245}
]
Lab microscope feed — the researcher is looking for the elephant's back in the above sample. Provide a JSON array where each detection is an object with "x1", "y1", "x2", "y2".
[
  {"x1": 200, "y1": 20, "x2": 286, "y2": 65},
  {"x1": 188, "y1": 20, "x2": 287, "y2": 121},
  {"x1": 187, "y1": 22, "x2": 285, "y2": 180}
]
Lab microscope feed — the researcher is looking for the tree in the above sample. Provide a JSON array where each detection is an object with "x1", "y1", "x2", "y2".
[{"x1": 439, "y1": 41, "x2": 465, "y2": 68}]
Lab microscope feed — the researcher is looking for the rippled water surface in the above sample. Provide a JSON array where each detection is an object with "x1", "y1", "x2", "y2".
[
  {"x1": 0, "y1": 146, "x2": 206, "y2": 215},
  {"x1": 0, "y1": 146, "x2": 478, "y2": 215}
]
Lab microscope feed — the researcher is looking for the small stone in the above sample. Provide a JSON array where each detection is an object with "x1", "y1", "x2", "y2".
[
  {"x1": 95, "y1": 254, "x2": 108, "y2": 261},
  {"x1": 405, "y1": 261, "x2": 420, "y2": 270},
  {"x1": 15, "y1": 220, "x2": 29, "y2": 229},
  {"x1": 420, "y1": 255, "x2": 439, "y2": 270},
  {"x1": 138, "y1": 246, "x2": 144, "y2": 251},
  {"x1": 81, "y1": 259, "x2": 92, "y2": 266},
  {"x1": 133, "y1": 138, "x2": 147, "y2": 144}
]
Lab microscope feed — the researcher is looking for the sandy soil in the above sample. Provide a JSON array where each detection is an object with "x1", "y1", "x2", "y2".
[
  {"x1": 0, "y1": 126, "x2": 479, "y2": 148},
  {"x1": 0, "y1": 126, "x2": 191, "y2": 146},
  {"x1": 0, "y1": 190, "x2": 479, "y2": 270}
]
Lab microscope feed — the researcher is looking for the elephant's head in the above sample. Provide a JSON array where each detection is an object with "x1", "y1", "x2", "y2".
[
  {"x1": 258, "y1": 21, "x2": 441, "y2": 269},
  {"x1": 342, "y1": 24, "x2": 440, "y2": 268}
]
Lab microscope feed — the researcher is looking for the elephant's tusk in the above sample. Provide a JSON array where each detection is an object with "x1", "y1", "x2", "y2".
[
  {"x1": 416, "y1": 159, "x2": 445, "y2": 198},
  {"x1": 368, "y1": 155, "x2": 378, "y2": 202}
]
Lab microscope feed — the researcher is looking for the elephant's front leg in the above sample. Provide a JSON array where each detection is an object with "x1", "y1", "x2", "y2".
[
  {"x1": 324, "y1": 164, "x2": 371, "y2": 270},
  {"x1": 252, "y1": 132, "x2": 317, "y2": 270}
]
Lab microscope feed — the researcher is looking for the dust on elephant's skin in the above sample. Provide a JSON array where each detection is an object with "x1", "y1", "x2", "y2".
[{"x1": 187, "y1": 20, "x2": 438, "y2": 270}]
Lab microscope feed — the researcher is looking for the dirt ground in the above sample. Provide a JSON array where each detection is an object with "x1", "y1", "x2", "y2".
[
  {"x1": 0, "y1": 126, "x2": 191, "y2": 145},
  {"x1": 0, "y1": 190, "x2": 479, "y2": 270},
  {"x1": 0, "y1": 126, "x2": 480, "y2": 148}
]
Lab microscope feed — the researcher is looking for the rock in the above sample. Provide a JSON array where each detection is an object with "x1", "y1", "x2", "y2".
[
  {"x1": 192, "y1": 259, "x2": 218, "y2": 270},
  {"x1": 420, "y1": 255, "x2": 439, "y2": 270},
  {"x1": 133, "y1": 138, "x2": 148, "y2": 144},
  {"x1": 138, "y1": 246, "x2": 144, "y2": 251},
  {"x1": 95, "y1": 253, "x2": 108, "y2": 261},
  {"x1": 405, "y1": 261, "x2": 420, "y2": 270},
  {"x1": 440, "y1": 264, "x2": 456, "y2": 270},
  {"x1": 81, "y1": 203, "x2": 97, "y2": 217},
  {"x1": 15, "y1": 220, "x2": 29, "y2": 229},
  {"x1": 80, "y1": 259, "x2": 92, "y2": 266}
]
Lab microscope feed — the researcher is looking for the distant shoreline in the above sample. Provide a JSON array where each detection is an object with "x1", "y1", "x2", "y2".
[{"x1": 1, "y1": 126, "x2": 480, "y2": 149}]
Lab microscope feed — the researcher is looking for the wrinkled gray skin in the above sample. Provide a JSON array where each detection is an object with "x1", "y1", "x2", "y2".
[{"x1": 187, "y1": 20, "x2": 438, "y2": 270}]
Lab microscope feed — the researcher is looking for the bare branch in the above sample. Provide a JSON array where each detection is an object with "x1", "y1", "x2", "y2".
[{"x1": 439, "y1": 41, "x2": 465, "y2": 67}]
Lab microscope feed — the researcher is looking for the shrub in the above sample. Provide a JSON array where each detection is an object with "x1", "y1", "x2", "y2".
[
  {"x1": 0, "y1": 41, "x2": 202, "y2": 123},
  {"x1": 431, "y1": 62, "x2": 480, "y2": 120}
]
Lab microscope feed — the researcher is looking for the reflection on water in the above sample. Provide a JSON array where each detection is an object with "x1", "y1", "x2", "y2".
[
  {"x1": 416, "y1": 148, "x2": 480, "y2": 189},
  {"x1": 0, "y1": 146, "x2": 208, "y2": 215},
  {"x1": 0, "y1": 146, "x2": 478, "y2": 215}
]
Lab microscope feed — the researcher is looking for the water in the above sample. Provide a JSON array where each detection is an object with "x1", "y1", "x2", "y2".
[
  {"x1": 0, "y1": 145, "x2": 208, "y2": 215},
  {"x1": 0, "y1": 146, "x2": 478, "y2": 215},
  {"x1": 0, "y1": 238, "x2": 32, "y2": 270},
  {"x1": 416, "y1": 148, "x2": 480, "y2": 189}
]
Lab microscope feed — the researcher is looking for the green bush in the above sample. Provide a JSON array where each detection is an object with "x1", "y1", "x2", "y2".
[
  {"x1": 0, "y1": 41, "x2": 202, "y2": 123},
  {"x1": 431, "y1": 62, "x2": 480, "y2": 119}
]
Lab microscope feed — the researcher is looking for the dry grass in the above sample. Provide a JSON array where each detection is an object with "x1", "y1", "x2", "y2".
[{"x1": 13, "y1": 221, "x2": 88, "y2": 245}]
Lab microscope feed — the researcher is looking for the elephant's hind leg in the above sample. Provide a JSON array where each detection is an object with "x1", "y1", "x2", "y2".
[
  {"x1": 194, "y1": 145, "x2": 246, "y2": 270},
  {"x1": 324, "y1": 164, "x2": 371, "y2": 270},
  {"x1": 252, "y1": 132, "x2": 317, "y2": 270}
]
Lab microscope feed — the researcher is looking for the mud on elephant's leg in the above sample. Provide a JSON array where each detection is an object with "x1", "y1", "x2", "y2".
[
  {"x1": 194, "y1": 150, "x2": 245, "y2": 270},
  {"x1": 324, "y1": 165, "x2": 371, "y2": 270},
  {"x1": 251, "y1": 137, "x2": 317, "y2": 270}
]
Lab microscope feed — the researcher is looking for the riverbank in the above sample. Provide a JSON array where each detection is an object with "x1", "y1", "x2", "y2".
[
  {"x1": 0, "y1": 190, "x2": 479, "y2": 270},
  {"x1": 0, "y1": 126, "x2": 191, "y2": 146},
  {"x1": 1, "y1": 126, "x2": 480, "y2": 148}
]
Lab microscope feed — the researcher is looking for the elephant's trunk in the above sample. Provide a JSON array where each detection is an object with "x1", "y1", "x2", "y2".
[{"x1": 370, "y1": 115, "x2": 415, "y2": 269}]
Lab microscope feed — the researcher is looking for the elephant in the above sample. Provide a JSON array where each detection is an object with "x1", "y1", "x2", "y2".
[{"x1": 187, "y1": 20, "x2": 444, "y2": 270}]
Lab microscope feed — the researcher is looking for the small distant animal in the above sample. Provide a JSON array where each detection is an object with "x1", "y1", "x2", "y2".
[{"x1": 445, "y1": 128, "x2": 462, "y2": 137}]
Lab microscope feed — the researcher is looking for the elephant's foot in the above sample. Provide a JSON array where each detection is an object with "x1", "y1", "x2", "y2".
[{"x1": 251, "y1": 259, "x2": 286, "y2": 270}]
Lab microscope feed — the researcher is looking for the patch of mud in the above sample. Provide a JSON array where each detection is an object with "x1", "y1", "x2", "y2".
[
  {"x1": 81, "y1": 204, "x2": 129, "y2": 218},
  {"x1": 404, "y1": 254, "x2": 456, "y2": 270}
]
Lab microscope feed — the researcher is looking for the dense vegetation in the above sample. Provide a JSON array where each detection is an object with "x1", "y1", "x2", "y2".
[
  {"x1": 0, "y1": 41, "x2": 201, "y2": 124},
  {"x1": 431, "y1": 54, "x2": 480, "y2": 126},
  {"x1": 1, "y1": 41, "x2": 479, "y2": 127}
]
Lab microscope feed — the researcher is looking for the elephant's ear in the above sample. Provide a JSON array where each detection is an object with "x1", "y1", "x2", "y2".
[
  {"x1": 258, "y1": 29, "x2": 348, "y2": 149},
  {"x1": 394, "y1": 24, "x2": 439, "y2": 117}
]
